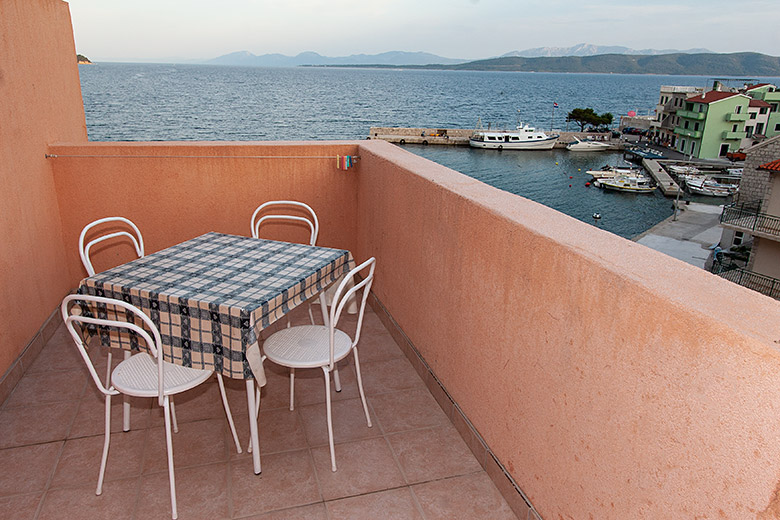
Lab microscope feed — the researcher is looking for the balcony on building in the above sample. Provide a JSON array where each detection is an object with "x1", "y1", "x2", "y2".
[
  {"x1": 725, "y1": 112, "x2": 748, "y2": 122},
  {"x1": 676, "y1": 109, "x2": 706, "y2": 120},
  {"x1": 674, "y1": 126, "x2": 703, "y2": 139},
  {"x1": 6, "y1": 2, "x2": 780, "y2": 519},
  {"x1": 722, "y1": 130, "x2": 747, "y2": 140},
  {"x1": 720, "y1": 200, "x2": 780, "y2": 240}
]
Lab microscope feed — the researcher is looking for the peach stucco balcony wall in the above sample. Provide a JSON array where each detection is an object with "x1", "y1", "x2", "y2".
[
  {"x1": 355, "y1": 140, "x2": 780, "y2": 519},
  {"x1": 49, "y1": 141, "x2": 362, "y2": 285}
]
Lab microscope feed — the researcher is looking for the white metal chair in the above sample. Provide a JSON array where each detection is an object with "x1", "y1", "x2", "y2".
[
  {"x1": 79, "y1": 217, "x2": 145, "y2": 432},
  {"x1": 77, "y1": 218, "x2": 242, "y2": 454},
  {"x1": 261, "y1": 257, "x2": 376, "y2": 471},
  {"x1": 61, "y1": 294, "x2": 226, "y2": 519}
]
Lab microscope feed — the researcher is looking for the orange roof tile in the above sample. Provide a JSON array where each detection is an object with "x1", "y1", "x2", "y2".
[
  {"x1": 749, "y1": 99, "x2": 772, "y2": 108},
  {"x1": 687, "y1": 91, "x2": 740, "y2": 104},
  {"x1": 758, "y1": 159, "x2": 780, "y2": 172}
]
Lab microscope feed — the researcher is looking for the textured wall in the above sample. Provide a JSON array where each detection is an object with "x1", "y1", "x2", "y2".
[
  {"x1": 355, "y1": 139, "x2": 780, "y2": 519},
  {"x1": 0, "y1": 0, "x2": 87, "y2": 377}
]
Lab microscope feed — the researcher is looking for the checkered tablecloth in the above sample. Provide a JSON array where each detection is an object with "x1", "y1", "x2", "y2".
[{"x1": 77, "y1": 232, "x2": 354, "y2": 379}]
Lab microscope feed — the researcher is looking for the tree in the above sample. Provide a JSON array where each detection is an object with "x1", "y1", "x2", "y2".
[{"x1": 566, "y1": 108, "x2": 613, "y2": 131}]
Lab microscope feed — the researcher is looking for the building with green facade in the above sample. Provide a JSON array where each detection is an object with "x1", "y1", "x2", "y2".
[
  {"x1": 674, "y1": 91, "x2": 751, "y2": 159},
  {"x1": 745, "y1": 84, "x2": 780, "y2": 139}
]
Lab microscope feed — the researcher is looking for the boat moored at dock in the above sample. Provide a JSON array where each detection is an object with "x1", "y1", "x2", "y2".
[
  {"x1": 469, "y1": 123, "x2": 559, "y2": 150},
  {"x1": 596, "y1": 174, "x2": 656, "y2": 194},
  {"x1": 566, "y1": 136, "x2": 610, "y2": 151}
]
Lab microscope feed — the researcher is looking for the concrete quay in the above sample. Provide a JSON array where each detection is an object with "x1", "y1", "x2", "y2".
[
  {"x1": 368, "y1": 127, "x2": 623, "y2": 150},
  {"x1": 642, "y1": 158, "x2": 681, "y2": 197},
  {"x1": 633, "y1": 202, "x2": 723, "y2": 269}
]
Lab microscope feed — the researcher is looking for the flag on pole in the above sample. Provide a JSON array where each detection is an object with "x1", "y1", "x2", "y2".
[{"x1": 553, "y1": 102, "x2": 559, "y2": 108}]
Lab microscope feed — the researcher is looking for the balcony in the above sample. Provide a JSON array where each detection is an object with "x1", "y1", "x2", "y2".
[
  {"x1": 674, "y1": 126, "x2": 703, "y2": 139},
  {"x1": 721, "y1": 200, "x2": 780, "y2": 239},
  {"x1": 712, "y1": 262, "x2": 780, "y2": 300},
  {"x1": 676, "y1": 109, "x2": 706, "y2": 120},
  {"x1": 722, "y1": 130, "x2": 747, "y2": 140},
  {"x1": 725, "y1": 112, "x2": 748, "y2": 122}
]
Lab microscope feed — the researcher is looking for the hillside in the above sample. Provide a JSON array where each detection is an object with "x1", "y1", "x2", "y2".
[{"x1": 439, "y1": 52, "x2": 780, "y2": 76}]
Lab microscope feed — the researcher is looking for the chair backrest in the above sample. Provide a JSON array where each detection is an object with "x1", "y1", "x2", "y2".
[
  {"x1": 328, "y1": 257, "x2": 376, "y2": 368},
  {"x1": 61, "y1": 294, "x2": 165, "y2": 404},
  {"x1": 250, "y1": 201, "x2": 319, "y2": 246},
  {"x1": 79, "y1": 217, "x2": 145, "y2": 276}
]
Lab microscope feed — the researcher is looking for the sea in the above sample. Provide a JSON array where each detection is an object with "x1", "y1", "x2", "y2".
[{"x1": 78, "y1": 63, "x2": 780, "y2": 238}]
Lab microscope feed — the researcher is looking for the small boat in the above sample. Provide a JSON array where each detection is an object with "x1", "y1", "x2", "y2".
[
  {"x1": 566, "y1": 136, "x2": 610, "y2": 151},
  {"x1": 469, "y1": 123, "x2": 559, "y2": 150},
  {"x1": 586, "y1": 165, "x2": 643, "y2": 179},
  {"x1": 598, "y1": 174, "x2": 656, "y2": 194},
  {"x1": 682, "y1": 175, "x2": 737, "y2": 197}
]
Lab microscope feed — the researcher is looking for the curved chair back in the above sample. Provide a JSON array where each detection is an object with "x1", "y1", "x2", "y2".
[
  {"x1": 61, "y1": 294, "x2": 166, "y2": 404},
  {"x1": 328, "y1": 257, "x2": 376, "y2": 369},
  {"x1": 250, "y1": 200, "x2": 319, "y2": 246},
  {"x1": 79, "y1": 217, "x2": 144, "y2": 276}
]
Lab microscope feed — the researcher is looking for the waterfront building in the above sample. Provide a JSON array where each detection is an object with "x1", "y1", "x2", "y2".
[
  {"x1": 742, "y1": 98, "x2": 772, "y2": 149},
  {"x1": 673, "y1": 90, "x2": 750, "y2": 159},
  {"x1": 718, "y1": 135, "x2": 780, "y2": 299},
  {"x1": 744, "y1": 83, "x2": 780, "y2": 139},
  {"x1": 653, "y1": 85, "x2": 703, "y2": 147}
]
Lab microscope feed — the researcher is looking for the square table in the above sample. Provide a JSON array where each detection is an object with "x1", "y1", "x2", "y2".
[{"x1": 78, "y1": 231, "x2": 355, "y2": 473}]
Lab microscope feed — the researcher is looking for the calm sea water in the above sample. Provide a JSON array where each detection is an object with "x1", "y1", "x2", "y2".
[{"x1": 78, "y1": 63, "x2": 780, "y2": 237}]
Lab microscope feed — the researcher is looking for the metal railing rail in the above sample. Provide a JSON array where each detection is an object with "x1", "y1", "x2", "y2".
[
  {"x1": 712, "y1": 261, "x2": 780, "y2": 300},
  {"x1": 720, "y1": 201, "x2": 780, "y2": 237}
]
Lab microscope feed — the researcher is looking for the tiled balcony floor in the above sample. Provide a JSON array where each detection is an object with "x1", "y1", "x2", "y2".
[{"x1": 0, "y1": 304, "x2": 519, "y2": 519}]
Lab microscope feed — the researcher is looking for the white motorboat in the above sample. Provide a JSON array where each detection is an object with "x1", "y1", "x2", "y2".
[
  {"x1": 566, "y1": 136, "x2": 610, "y2": 151},
  {"x1": 597, "y1": 174, "x2": 656, "y2": 194},
  {"x1": 469, "y1": 123, "x2": 559, "y2": 150},
  {"x1": 682, "y1": 175, "x2": 737, "y2": 197},
  {"x1": 586, "y1": 165, "x2": 643, "y2": 179}
]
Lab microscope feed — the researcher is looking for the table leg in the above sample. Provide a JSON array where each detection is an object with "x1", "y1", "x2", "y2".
[{"x1": 246, "y1": 380, "x2": 261, "y2": 474}]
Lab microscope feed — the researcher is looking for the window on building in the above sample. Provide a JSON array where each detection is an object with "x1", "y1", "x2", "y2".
[
  {"x1": 735, "y1": 105, "x2": 742, "y2": 114},
  {"x1": 750, "y1": 112, "x2": 757, "y2": 119},
  {"x1": 697, "y1": 104, "x2": 704, "y2": 113},
  {"x1": 756, "y1": 122, "x2": 765, "y2": 135},
  {"x1": 686, "y1": 102, "x2": 693, "y2": 111},
  {"x1": 733, "y1": 231, "x2": 745, "y2": 246},
  {"x1": 691, "y1": 141, "x2": 696, "y2": 155},
  {"x1": 684, "y1": 121, "x2": 690, "y2": 129},
  {"x1": 760, "y1": 107, "x2": 768, "y2": 114},
  {"x1": 732, "y1": 124, "x2": 738, "y2": 132},
  {"x1": 776, "y1": 123, "x2": 780, "y2": 132},
  {"x1": 681, "y1": 138, "x2": 687, "y2": 152},
  {"x1": 719, "y1": 143, "x2": 730, "y2": 156},
  {"x1": 746, "y1": 126, "x2": 754, "y2": 137},
  {"x1": 694, "y1": 122, "x2": 700, "y2": 131},
  {"x1": 772, "y1": 103, "x2": 779, "y2": 112}
]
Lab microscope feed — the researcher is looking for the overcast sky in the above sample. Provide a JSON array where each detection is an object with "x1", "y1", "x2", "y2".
[{"x1": 67, "y1": 0, "x2": 780, "y2": 62}]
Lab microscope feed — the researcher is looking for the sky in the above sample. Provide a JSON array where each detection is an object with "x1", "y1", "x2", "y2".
[{"x1": 67, "y1": 0, "x2": 780, "y2": 62}]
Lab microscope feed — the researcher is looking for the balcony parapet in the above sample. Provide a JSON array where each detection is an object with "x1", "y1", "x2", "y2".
[
  {"x1": 674, "y1": 126, "x2": 703, "y2": 139},
  {"x1": 722, "y1": 130, "x2": 747, "y2": 140},
  {"x1": 725, "y1": 112, "x2": 748, "y2": 122},
  {"x1": 720, "y1": 200, "x2": 780, "y2": 239},
  {"x1": 677, "y1": 109, "x2": 706, "y2": 120}
]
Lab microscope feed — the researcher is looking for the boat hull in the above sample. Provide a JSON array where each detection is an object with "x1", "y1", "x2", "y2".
[
  {"x1": 566, "y1": 142, "x2": 610, "y2": 151},
  {"x1": 469, "y1": 136, "x2": 558, "y2": 150}
]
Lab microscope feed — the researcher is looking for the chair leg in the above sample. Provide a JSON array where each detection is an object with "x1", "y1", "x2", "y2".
[
  {"x1": 216, "y1": 374, "x2": 242, "y2": 454},
  {"x1": 96, "y1": 394, "x2": 112, "y2": 496},
  {"x1": 122, "y1": 350, "x2": 131, "y2": 432},
  {"x1": 353, "y1": 349, "x2": 372, "y2": 428},
  {"x1": 289, "y1": 368, "x2": 295, "y2": 411},
  {"x1": 163, "y1": 396, "x2": 179, "y2": 520},
  {"x1": 170, "y1": 397, "x2": 179, "y2": 434},
  {"x1": 322, "y1": 367, "x2": 337, "y2": 472},
  {"x1": 333, "y1": 367, "x2": 342, "y2": 393}
]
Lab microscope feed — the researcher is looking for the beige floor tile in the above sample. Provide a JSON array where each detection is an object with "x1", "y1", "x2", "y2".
[
  {"x1": 68, "y1": 392, "x2": 153, "y2": 438},
  {"x1": 254, "y1": 407, "x2": 308, "y2": 455},
  {"x1": 0, "y1": 442, "x2": 62, "y2": 497},
  {"x1": 311, "y1": 437, "x2": 406, "y2": 501},
  {"x1": 387, "y1": 424, "x2": 483, "y2": 484},
  {"x1": 354, "y1": 331, "x2": 404, "y2": 364},
  {"x1": 25, "y1": 328, "x2": 85, "y2": 374},
  {"x1": 230, "y1": 450, "x2": 321, "y2": 518},
  {"x1": 135, "y1": 462, "x2": 229, "y2": 520},
  {"x1": 0, "y1": 402, "x2": 78, "y2": 449},
  {"x1": 412, "y1": 473, "x2": 519, "y2": 520},
  {"x1": 369, "y1": 388, "x2": 451, "y2": 434},
  {"x1": 359, "y1": 358, "x2": 425, "y2": 396},
  {"x1": 149, "y1": 381, "x2": 229, "y2": 425},
  {"x1": 2, "y1": 370, "x2": 87, "y2": 408},
  {"x1": 0, "y1": 493, "x2": 43, "y2": 520},
  {"x1": 38, "y1": 478, "x2": 139, "y2": 520},
  {"x1": 326, "y1": 488, "x2": 424, "y2": 520},
  {"x1": 143, "y1": 418, "x2": 229, "y2": 474},
  {"x1": 239, "y1": 503, "x2": 328, "y2": 520},
  {"x1": 50, "y1": 430, "x2": 146, "y2": 488},
  {"x1": 299, "y1": 398, "x2": 378, "y2": 447},
  {"x1": 285, "y1": 364, "x2": 361, "y2": 408}
]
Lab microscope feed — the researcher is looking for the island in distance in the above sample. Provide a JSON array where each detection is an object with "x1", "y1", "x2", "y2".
[{"x1": 206, "y1": 44, "x2": 780, "y2": 76}]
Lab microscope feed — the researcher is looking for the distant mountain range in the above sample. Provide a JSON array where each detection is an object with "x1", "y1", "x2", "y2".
[
  {"x1": 501, "y1": 43, "x2": 711, "y2": 58},
  {"x1": 207, "y1": 50, "x2": 466, "y2": 67}
]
